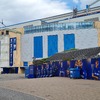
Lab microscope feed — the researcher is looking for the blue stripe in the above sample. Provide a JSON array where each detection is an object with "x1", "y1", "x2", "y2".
[
  {"x1": 64, "y1": 34, "x2": 75, "y2": 50},
  {"x1": 48, "y1": 35, "x2": 58, "y2": 57},
  {"x1": 34, "y1": 36, "x2": 43, "y2": 58}
]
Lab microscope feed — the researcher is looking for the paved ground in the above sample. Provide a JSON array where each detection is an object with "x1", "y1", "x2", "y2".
[
  {"x1": 0, "y1": 74, "x2": 25, "y2": 81},
  {"x1": 0, "y1": 87, "x2": 44, "y2": 100},
  {"x1": 0, "y1": 74, "x2": 100, "y2": 100},
  {"x1": 0, "y1": 74, "x2": 45, "y2": 100}
]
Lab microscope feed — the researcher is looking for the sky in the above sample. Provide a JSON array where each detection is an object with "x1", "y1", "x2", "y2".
[{"x1": 0, "y1": 0, "x2": 100, "y2": 26}]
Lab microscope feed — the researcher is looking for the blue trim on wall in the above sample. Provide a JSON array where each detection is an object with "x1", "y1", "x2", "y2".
[
  {"x1": 34, "y1": 36, "x2": 43, "y2": 58},
  {"x1": 48, "y1": 35, "x2": 58, "y2": 57},
  {"x1": 1, "y1": 7, "x2": 100, "y2": 29},
  {"x1": 64, "y1": 34, "x2": 75, "y2": 50}
]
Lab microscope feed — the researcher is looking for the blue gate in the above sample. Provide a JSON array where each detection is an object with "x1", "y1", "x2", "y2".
[
  {"x1": 48, "y1": 35, "x2": 58, "y2": 57},
  {"x1": 34, "y1": 36, "x2": 43, "y2": 58},
  {"x1": 64, "y1": 34, "x2": 75, "y2": 50}
]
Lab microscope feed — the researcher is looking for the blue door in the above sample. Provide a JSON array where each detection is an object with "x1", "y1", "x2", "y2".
[
  {"x1": 34, "y1": 36, "x2": 43, "y2": 58},
  {"x1": 48, "y1": 35, "x2": 58, "y2": 57},
  {"x1": 64, "y1": 34, "x2": 75, "y2": 50}
]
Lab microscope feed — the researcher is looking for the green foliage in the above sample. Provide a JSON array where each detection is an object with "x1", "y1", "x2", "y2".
[
  {"x1": 63, "y1": 48, "x2": 78, "y2": 53},
  {"x1": 33, "y1": 58, "x2": 48, "y2": 66},
  {"x1": 33, "y1": 48, "x2": 78, "y2": 65},
  {"x1": 62, "y1": 57, "x2": 73, "y2": 61},
  {"x1": 70, "y1": 48, "x2": 78, "y2": 50}
]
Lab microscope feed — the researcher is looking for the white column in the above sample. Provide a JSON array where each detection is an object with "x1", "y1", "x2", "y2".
[
  {"x1": 58, "y1": 33, "x2": 64, "y2": 52},
  {"x1": 43, "y1": 35, "x2": 48, "y2": 58}
]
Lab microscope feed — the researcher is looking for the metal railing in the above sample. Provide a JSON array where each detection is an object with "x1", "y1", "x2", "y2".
[{"x1": 24, "y1": 22, "x2": 94, "y2": 34}]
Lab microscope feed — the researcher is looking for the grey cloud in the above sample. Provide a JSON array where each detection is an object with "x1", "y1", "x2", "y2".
[{"x1": 0, "y1": 0, "x2": 71, "y2": 26}]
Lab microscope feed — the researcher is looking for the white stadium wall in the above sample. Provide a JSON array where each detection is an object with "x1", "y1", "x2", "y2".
[
  {"x1": 0, "y1": 36, "x2": 9, "y2": 68},
  {"x1": 21, "y1": 28, "x2": 98, "y2": 62},
  {"x1": 21, "y1": 34, "x2": 33, "y2": 62},
  {"x1": 75, "y1": 29, "x2": 98, "y2": 49}
]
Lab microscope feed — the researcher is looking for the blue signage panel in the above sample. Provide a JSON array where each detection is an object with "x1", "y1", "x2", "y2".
[
  {"x1": 64, "y1": 34, "x2": 75, "y2": 51},
  {"x1": 48, "y1": 35, "x2": 58, "y2": 57},
  {"x1": 9, "y1": 37, "x2": 17, "y2": 66},
  {"x1": 34, "y1": 36, "x2": 43, "y2": 58},
  {"x1": 23, "y1": 62, "x2": 28, "y2": 66}
]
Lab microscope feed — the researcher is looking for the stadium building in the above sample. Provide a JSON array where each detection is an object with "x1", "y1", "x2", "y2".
[{"x1": 0, "y1": 5, "x2": 100, "y2": 74}]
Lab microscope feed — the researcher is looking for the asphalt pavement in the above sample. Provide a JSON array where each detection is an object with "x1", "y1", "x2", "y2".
[
  {"x1": 0, "y1": 74, "x2": 45, "y2": 100},
  {"x1": 0, "y1": 74, "x2": 25, "y2": 81},
  {"x1": 0, "y1": 87, "x2": 44, "y2": 100}
]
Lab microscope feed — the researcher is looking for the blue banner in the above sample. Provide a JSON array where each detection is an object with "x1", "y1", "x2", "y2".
[{"x1": 9, "y1": 37, "x2": 17, "y2": 66}]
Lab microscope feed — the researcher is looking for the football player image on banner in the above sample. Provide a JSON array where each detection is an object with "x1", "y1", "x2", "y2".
[
  {"x1": 49, "y1": 62, "x2": 53, "y2": 77},
  {"x1": 59, "y1": 61, "x2": 65, "y2": 77},
  {"x1": 92, "y1": 60, "x2": 100, "y2": 80},
  {"x1": 13, "y1": 37, "x2": 17, "y2": 50},
  {"x1": 46, "y1": 63, "x2": 50, "y2": 77},
  {"x1": 41, "y1": 65, "x2": 44, "y2": 78}
]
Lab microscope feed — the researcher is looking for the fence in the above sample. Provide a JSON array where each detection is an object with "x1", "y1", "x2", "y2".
[{"x1": 25, "y1": 57, "x2": 100, "y2": 80}]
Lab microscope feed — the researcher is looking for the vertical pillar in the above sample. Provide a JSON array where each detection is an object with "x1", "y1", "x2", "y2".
[
  {"x1": 58, "y1": 33, "x2": 64, "y2": 52},
  {"x1": 98, "y1": 29, "x2": 100, "y2": 47},
  {"x1": 43, "y1": 35, "x2": 48, "y2": 58}
]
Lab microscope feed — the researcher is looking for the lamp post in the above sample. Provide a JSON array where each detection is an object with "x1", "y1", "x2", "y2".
[{"x1": 0, "y1": 20, "x2": 6, "y2": 27}]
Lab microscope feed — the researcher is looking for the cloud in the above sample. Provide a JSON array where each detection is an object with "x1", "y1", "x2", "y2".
[
  {"x1": 73, "y1": 0, "x2": 79, "y2": 4},
  {"x1": 0, "y1": 0, "x2": 71, "y2": 26}
]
